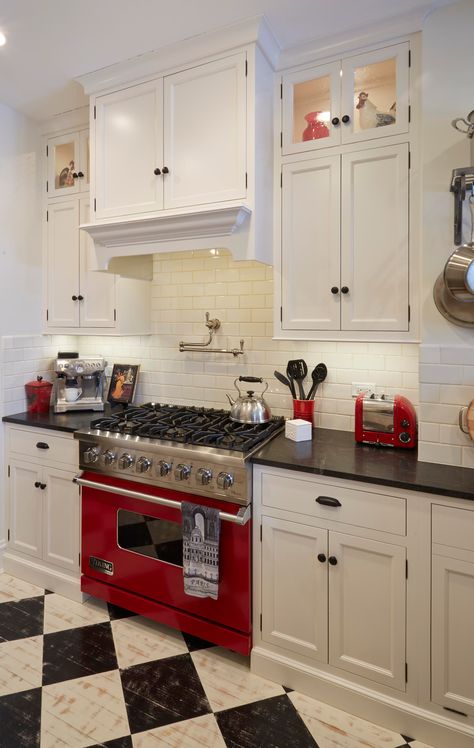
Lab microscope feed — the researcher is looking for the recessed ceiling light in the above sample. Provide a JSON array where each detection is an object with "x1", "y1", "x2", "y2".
[{"x1": 0, "y1": 32, "x2": 6, "y2": 46}]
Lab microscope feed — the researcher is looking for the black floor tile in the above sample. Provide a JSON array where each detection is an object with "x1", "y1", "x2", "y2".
[
  {"x1": 107, "y1": 602, "x2": 136, "y2": 621},
  {"x1": 283, "y1": 686, "x2": 294, "y2": 693},
  {"x1": 216, "y1": 694, "x2": 318, "y2": 748},
  {"x1": 0, "y1": 596, "x2": 44, "y2": 642},
  {"x1": 182, "y1": 631, "x2": 215, "y2": 652},
  {"x1": 0, "y1": 687, "x2": 42, "y2": 748},
  {"x1": 42, "y1": 621, "x2": 118, "y2": 685},
  {"x1": 401, "y1": 737, "x2": 414, "y2": 744},
  {"x1": 120, "y1": 653, "x2": 211, "y2": 733}
]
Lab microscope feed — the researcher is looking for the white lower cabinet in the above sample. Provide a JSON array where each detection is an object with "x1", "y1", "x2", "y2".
[
  {"x1": 261, "y1": 517, "x2": 406, "y2": 690},
  {"x1": 5, "y1": 426, "x2": 82, "y2": 600},
  {"x1": 253, "y1": 466, "x2": 474, "y2": 748}
]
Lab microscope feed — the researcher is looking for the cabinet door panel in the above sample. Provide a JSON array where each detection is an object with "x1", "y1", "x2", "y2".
[
  {"x1": 328, "y1": 532, "x2": 406, "y2": 691},
  {"x1": 261, "y1": 516, "x2": 328, "y2": 662},
  {"x1": 432, "y1": 555, "x2": 474, "y2": 717},
  {"x1": 79, "y1": 198, "x2": 116, "y2": 327},
  {"x1": 282, "y1": 61, "x2": 341, "y2": 155},
  {"x1": 9, "y1": 462, "x2": 43, "y2": 559},
  {"x1": 341, "y1": 144, "x2": 409, "y2": 331},
  {"x1": 43, "y1": 468, "x2": 80, "y2": 571},
  {"x1": 78, "y1": 128, "x2": 90, "y2": 192},
  {"x1": 47, "y1": 200, "x2": 80, "y2": 328},
  {"x1": 163, "y1": 53, "x2": 246, "y2": 209},
  {"x1": 281, "y1": 156, "x2": 340, "y2": 330},
  {"x1": 341, "y1": 43, "x2": 409, "y2": 145},
  {"x1": 95, "y1": 80, "x2": 163, "y2": 218}
]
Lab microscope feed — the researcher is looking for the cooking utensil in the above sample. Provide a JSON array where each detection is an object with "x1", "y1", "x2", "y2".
[
  {"x1": 307, "y1": 363, "x2": 328, "y2": 400},
  {"x1": 273, "y1": 370, "x2": 292, "y2": 392},
  {"x1": 459, "y1": 400, "x2": 474, "y2": 439},
  {"x1": 226, "y1": 376, "x2": 271, "y2": 424},
  {"x1": 287, "y1": 359, "x2": 308, "y2": 400},
  {"x1": 285, "y1": 365, "x2": 297, "y2": 399}
]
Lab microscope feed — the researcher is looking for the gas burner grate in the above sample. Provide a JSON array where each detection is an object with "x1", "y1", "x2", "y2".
[{"x1": 90, "y1": 404, "x2": 284, "y2": 451}]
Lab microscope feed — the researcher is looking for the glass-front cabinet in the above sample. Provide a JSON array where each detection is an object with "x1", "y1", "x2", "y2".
[
  {"x1": 282, "y1": 42, "x2": 409, "y2": 155},
  {"x1": 47, "y1": 128, "x2": 89, "y2": 198}
]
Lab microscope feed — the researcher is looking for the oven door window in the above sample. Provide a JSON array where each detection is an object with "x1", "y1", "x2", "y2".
[{"x1": 117, "y1": 509, "x2": 183, "y2": 567}]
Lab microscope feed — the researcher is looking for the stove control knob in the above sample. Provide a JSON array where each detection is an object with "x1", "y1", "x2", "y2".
[
  {"x1": 399, "y1": 432, "x2": 411, "y2": 444},
  {"x1": 101, "y1": 450, "x2": 116, "y2": 467},
  {"x1": 158, "y1": 460, "x2": 172, "y2": 477},
  {"x1": 196, "y1": 467, "x2": 213, "y2": 485},
  {"x1": 136, "y1": 457, "x2": 152, "y2": 473},
  {"x1": 84, "y1": 447, "x2": 100, "y2": 464},
  {"x1": 217, "y1": 471, "x2": 234, "y2": 490},
  {"x1": 174, "y1": 463, "x2": 191, "y2": 481},
  {"x1": 118, "y1": 453, "x2": 134, "y2": 470}
]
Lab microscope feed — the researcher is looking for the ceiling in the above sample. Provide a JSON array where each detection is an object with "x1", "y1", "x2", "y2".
[{"x1": 0, "y1": 0, "x2": 454, "y2": 121}]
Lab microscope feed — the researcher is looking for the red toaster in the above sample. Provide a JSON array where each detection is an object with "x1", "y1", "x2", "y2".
[{"x1": 355, "y1": 393, "x2": 417, "y2": 449}]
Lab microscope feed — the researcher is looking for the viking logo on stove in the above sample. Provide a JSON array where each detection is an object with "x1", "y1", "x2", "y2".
[{"x1": 89, "y1": 556, "x2": 114, "y2": 575}]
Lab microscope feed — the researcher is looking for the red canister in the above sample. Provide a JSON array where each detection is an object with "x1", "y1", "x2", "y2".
[{"x1": 25, "y1": 376, "x2": 53, "y2": 415}]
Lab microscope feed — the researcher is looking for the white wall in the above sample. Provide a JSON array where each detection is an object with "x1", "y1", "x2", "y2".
[
  {"x1": 0, "y1": 103, "x2": 42, "y2": 336},
  {"x1": 418, "y1": 0, "x2": 474, "y2": 466}
]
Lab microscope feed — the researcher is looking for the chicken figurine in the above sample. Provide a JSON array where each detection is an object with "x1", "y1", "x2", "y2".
[{"x1": 356, "y1": 92, "x2": 396, "y2": 129}]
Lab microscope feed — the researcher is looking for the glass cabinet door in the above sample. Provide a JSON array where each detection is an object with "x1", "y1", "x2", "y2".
[
  {"x1": 341, "y1": 42, "x2": 409, "y2": 144},
  {"x1": 282, "y1": 61, "x2": 341, "y2": 155},
  {"x1": 47, "y1": 132, "x2": 81, "y2": 198}
]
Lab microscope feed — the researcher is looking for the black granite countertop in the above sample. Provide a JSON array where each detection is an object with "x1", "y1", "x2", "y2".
[
  {"x1": 2, "y1": 410, "x2": 99, "y2": 434},
  {"x1": 251, "y1": 428, "x2": 474, "y2": 502}
]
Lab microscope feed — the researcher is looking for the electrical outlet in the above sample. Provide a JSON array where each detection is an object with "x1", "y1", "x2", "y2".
[{"x1": 351, "y1": 382, "x2": 376, "y2": 398}]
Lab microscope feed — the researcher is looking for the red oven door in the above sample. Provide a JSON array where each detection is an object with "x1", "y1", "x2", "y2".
[{"x1": 80, "y1": 472, "x2": 251, "y2": 641}]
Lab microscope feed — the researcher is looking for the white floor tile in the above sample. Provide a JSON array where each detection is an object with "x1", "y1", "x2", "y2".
[
  {"x1": 0, "y1": 635, "x2": 43, "y2": 696},
  {"x1": 132, "y1": 714, "x2": 226, "y2": 747},
  {"x1": 111, "y1": 615, "x2": 188, "y2": 669},
  {"x1": 191, "y1": 647, "x2": 284, "y2": 712},
  {"x1": 43, "y1": 593, "x2": 109, "y2": 634},
  {"x1": 0, "y1": 573, "x2": 44, "y2": 603}
]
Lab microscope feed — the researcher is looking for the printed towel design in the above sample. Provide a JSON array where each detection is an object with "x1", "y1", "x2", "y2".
[{"x1": 182, "y1": 502, "x2": 220, "y2": 600}]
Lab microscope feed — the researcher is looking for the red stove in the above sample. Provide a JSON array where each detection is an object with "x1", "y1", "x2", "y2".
[{"x1": 74, "y1": 404, "x2": 284, "y2": 655}]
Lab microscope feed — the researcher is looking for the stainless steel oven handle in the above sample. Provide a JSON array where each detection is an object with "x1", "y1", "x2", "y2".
[{"x1": 74, "y1": 475, "x2": 251, "y2": 526}]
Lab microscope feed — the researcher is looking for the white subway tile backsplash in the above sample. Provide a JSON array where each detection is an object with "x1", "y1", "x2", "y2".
[
  {"x1": 419, "y1": 345, "x2": 440, "y2": 364},
  {"x1": 418, "y1": 442, "x2": 461, "y2": 466},
  {"x1": 420, "y1": 363, "x2": 461, "y2": 384}
]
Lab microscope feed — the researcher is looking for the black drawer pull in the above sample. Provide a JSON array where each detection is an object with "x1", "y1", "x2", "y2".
[
  {"x1": 315, "y1": 496, "x2": 341, "y2": 508},
  {"x1": 36, "y1": 442, "x2": 50, "y2": 450}
]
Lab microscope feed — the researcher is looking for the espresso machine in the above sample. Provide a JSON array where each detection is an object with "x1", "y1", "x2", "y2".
[{"x1": 53, "y1": 353, "x2": 107, "y2": 413}]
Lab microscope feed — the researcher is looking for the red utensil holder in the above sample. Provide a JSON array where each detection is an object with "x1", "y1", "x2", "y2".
[{"x1": 293, "y1": 399, "x2": 315, "y2": 425}]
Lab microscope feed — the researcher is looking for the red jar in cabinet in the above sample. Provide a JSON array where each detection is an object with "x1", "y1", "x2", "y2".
[{"x1": 25, "y1": 376, "x2": 53, "y2": 415}]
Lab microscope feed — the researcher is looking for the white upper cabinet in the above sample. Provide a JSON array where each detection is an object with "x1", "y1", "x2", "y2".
[
  {"x1": 340, "y1": 143, "x2": 409, "y2": 332},
  {"x1": 95, "y1": 80, "x2": 164, "y2": 219},
  {"x1": 163, "y1": 54, "x2": 247, "y2": 209},
  {"x1": 93, "y1": 52, "x2": 247, "y2": 221},
  {"x1": 281, "y1": 42, "x2": 409, "y2": 156},
  {"x1": 281, "y1": 155, "x2": 340, "y2": 330},
  {"x1": 47, "y1": 129, "x2": 89, "y2": 198}
]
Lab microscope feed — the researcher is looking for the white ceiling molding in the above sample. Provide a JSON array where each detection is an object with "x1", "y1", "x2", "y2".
[{"x1": 77, "y1": 16, "x2": 280, "y2": 96}]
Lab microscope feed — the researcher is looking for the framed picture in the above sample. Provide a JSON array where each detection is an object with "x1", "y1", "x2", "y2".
[{"x1": 107, "y1": 364, "x2": 140, "y2": 405}]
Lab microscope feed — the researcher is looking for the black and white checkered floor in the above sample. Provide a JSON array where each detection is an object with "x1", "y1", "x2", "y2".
[{"x1": 0, "y1": 573, "x2": 434, "y2": 748}]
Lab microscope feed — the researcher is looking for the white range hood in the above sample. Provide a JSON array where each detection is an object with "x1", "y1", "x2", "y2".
[{"x1": 81, "y1": 205, "x2": 252, "y2": 280}]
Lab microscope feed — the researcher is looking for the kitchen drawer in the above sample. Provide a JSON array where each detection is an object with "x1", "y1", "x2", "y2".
[
  {"x1": 261, "y1": 473, "x2": 406, "y2": 535},
  {"x1": 432, "y1": 504, "x2": 474, "y2": 553},
  {"x1": 8, "y1": 427, "x2": 78, "y2": 468}
]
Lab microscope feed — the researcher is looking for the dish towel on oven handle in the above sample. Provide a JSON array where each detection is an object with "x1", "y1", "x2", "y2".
[{"x1": 182, "y1": 501, "x2": 220, "y2": 600}]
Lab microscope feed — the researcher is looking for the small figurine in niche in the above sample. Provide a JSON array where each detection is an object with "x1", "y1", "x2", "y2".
[
  {"x1": 58, "y1": 160, "x2": 76, "y2": 187},
  {"x1": 356, "y1": 92, "x2": 396, "y2": 129}
]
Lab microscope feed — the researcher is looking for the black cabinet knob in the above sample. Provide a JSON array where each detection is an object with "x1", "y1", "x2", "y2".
[
  {"x1": 317, "y1": 553, "x2": 327, "y2": 563},
  {"x1": 77, "y1": 295, "x2": 84, "y2": 301},
  {"x1": 341, "y1": 286, "x2": 349, "y2": 294},
  {"x1": 72, "y1": 172, "x2": 78, "y2": 179},
  {"x1": 153, "y1": 168, "x2": 161, "y2": 175},
  {"x1": 162, "y1": 166, "x2": 169, "y2": 174},
  {"x1": 72, "y1": 295, "x2": 78, "y2": 301},
  {"x1": 77, "y1": 171, "x2": 84, "y2": 178},
  {"x1": 40, "y1": 483, "x2": 47, "y2": 490},
  {"x1": 331, "y1": 117, "x2": 340, "y2": 126},
  {"x1": 328, "y1": 556, "x2": 338, "y2": 566},
  {"x1": 331, "y1": 286, "x2": 339, "y2": 295},
  {"x1": 34, "y1": 481, "x2": 41, "y2": 488},
  {"x1": 341, "y1": 115, "x2": 350, "y2": 124}
]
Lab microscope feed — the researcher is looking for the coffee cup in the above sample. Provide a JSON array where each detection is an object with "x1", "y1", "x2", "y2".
[{"x1": 65, "y1": 387, "x2": 82, "y2": 402}]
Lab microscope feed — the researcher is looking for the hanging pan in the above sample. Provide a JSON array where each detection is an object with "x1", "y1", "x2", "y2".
[{"x1": 433, "y1": 242, "x2": 474, "y2": 327}]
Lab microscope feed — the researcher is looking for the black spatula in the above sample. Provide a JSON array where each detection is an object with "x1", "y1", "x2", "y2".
[
  {"x1": 287, "y1": 359, "x2": 308, "y2": 400},
  {"x1": 307, "y1": 363, "x2": 327, "y2": 400}
]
